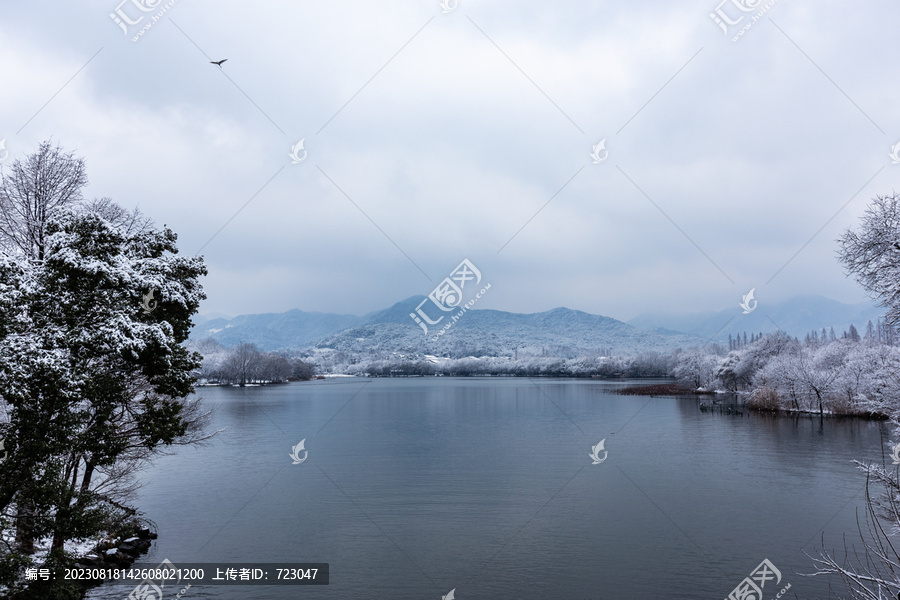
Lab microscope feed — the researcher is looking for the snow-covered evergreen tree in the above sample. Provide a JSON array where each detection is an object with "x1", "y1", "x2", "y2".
[{"x1": 0, "y1": 142, "x2": 211, "y2": 592}]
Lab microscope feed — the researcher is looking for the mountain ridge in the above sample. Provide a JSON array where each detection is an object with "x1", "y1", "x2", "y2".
[{"x1": 190, "y1": 294, "x2": 882, "y2": 354}]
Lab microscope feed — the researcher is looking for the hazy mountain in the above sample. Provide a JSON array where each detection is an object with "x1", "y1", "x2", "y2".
[
  {"x1": 192, "y1": 312, "x2": 232, "y2": 327},
  {"x1": 317, "y1": 299, "x2": 702, "y2": 356},
  {"x1": 191, "y1": 309, "x2": 362, "y2": 350},
  {"x1": 191, "y1": 294, "x2": 883, "y2": 354},
  {"x1": 628, "y1": 294, "x2": 883, "y2": 341},
  {"x1": 192, "y1": 296, "x2": 704, "y2": 354}
]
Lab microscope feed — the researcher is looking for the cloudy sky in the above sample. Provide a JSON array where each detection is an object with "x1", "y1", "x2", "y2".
[{"x1": 2, "y1": 1, "x2": 899, "y2": 322}]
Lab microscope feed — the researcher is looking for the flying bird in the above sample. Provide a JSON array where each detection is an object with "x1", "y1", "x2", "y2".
[{"x1": 210, "y1": 59, "x2": 228, "y2": 67}]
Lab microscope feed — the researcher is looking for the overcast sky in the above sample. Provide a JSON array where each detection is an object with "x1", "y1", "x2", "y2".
[{"x1": 2, "y1": 1, "x2": 899, "y2": 321}]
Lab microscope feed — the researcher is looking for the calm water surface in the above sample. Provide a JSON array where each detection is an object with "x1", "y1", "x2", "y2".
[{"x1": 87, "y1": 378, "x2": 889, "y2": 599}]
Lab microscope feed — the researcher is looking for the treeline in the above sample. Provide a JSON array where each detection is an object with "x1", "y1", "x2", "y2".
[
  {"x1": 802, "y1": 318, "x2": 897, "y2": 346},
  {"x1": 727, "y1": 319, "x2": 892, "y2": 351},
  {"x1": 190, "y1": 339, "x2": 315, "y2": 385},
  {"x1": 358, "y1": 352, "x2": 672, "y2": 378},
  {"x1": 671, "y1": 328, "x2": 900, "y2": 415}
]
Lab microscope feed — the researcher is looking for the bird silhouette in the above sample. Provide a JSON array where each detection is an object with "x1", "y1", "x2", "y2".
[{"x1": 210, "y1": 59, "x2": 227, "y2": 67}]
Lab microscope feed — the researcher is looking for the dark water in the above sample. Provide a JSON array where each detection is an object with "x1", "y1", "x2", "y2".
[{"x1": 86, "y1": 378, "x2": 890, "y2": 599}]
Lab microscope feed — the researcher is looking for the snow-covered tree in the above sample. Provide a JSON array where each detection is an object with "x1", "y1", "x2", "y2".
[
  {"x1": 839, "y1": 192, "x2": 900, "y2": 327},
  {"x1": 0, "y1": 140, "x2": 88, "y2": 260},
  {"x1": 671, "y1": 348, "x2": 718, "y2": 389},
  {"x1": 0, "y1": 205, "x2": 210, "y2": 590}
]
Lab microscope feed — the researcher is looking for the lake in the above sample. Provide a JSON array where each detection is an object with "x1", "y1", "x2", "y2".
[{"x1": 86, "y1": 378, "x2": 889, "y2": 599}]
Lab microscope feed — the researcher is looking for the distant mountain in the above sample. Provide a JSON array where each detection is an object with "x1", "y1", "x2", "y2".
[
  {"x1": 192, "y1": 312, "x2": 232, "y2": 327},
  {"x1": 628, "y1": 295, "x2": 883, "y2": 341},
  {"x1": 191, "y1": 309, "x2": 362, "y2": 350},
  {"x1": 190, "y1": 294, "x2": 882, "y2": 355},
  {"x1": 315, "y1": 297, "x2": 702, "y2": 356},
  {"x1": 191, "y1": 297, "x2": 704, "y2": 354}
]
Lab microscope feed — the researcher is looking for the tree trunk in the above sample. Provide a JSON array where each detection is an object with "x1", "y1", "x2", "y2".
[
  {"x1": 80, "y1": 460, "x2": 95, "y2": 494},
  {"x1": 52, "y1": 458, "x2": 81, "y2": 551},
  {"x1": 15, "y1": 498, "x2": 36, "y2": 554}
]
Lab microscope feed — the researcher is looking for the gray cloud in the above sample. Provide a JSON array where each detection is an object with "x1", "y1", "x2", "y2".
[{"x1": 2, "y1": 0, "x2": 898, "y2": 321}]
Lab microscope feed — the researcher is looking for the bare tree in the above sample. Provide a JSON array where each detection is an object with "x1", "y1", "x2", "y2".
[
  {"x1": 223, "y1": 343, "x2": 262, "y2": 385},
  {"x1": 291, "y1": 358, "x2": 315, "y2": 380},
  {"x1": 0, "y1": 140, "x2": 88, "y2": 259},
  {"x1": 808, "y1": 465, "x2": 900, "y2": 599},
  {"x1": 257, "y1": 353, "x2": 292, "y2": 383},
  {"x1": 838, "y1": 192, "x2": 900, "y2": 328},
  {"x1": 82, "y1": 197, "x2": 153, "y2": 236}
]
